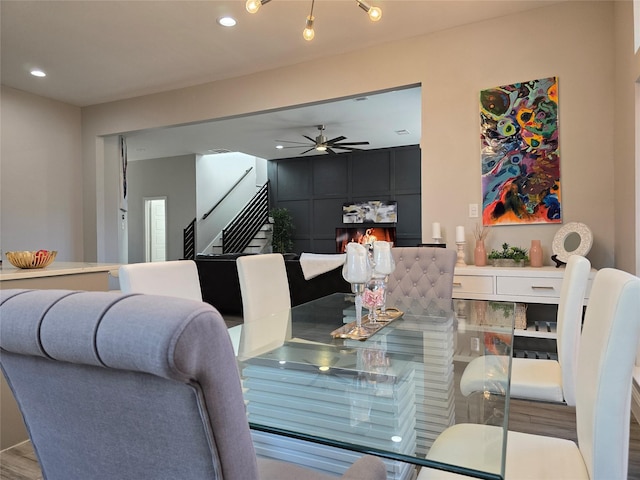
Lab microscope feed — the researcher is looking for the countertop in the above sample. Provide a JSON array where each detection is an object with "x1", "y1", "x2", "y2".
[{"x1": 0, "y1": 262, "x2": 120, "y2": 281}]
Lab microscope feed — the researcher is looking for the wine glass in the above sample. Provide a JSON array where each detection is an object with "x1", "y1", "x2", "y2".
[
  {"x1": 342, "y1": 242, "x2": 373, "y2": 337},
  {"x1": 363, "y1": 278, "x2": 385, "y2": 327},
  {"x1": 372, "y1": 241, "x2": 396, "y2": 321}
]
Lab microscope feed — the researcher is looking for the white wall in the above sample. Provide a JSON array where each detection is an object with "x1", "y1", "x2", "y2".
[
  {"x1": 2, "y1": 3, "x2": 635, "y2": 271},
  {"x1": 196, "y1": 152, "x2": 267, "y2": 253},
  {"x1": 126, "y1": 154, "x2": 196, "y2": 263},
  {"x1": 0, "y1": 86, "x2": 82, "y2": 261},
  {"x1": 82, "y1": 2, "x2": 624, "y2": 269},
  {"x1": 614, "y1": 1, "x2": 640, "y2": 275}
]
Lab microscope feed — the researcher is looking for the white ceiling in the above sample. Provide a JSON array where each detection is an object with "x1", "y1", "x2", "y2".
[{"x1": 1, "y1": 0, "x2": 559, "y2": 161}]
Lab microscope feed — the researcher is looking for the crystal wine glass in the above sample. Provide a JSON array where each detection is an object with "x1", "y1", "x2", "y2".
[
  {"x1": 372, "y1": 241, "x2": 396, "y2": 321},
  {"x1": 342, "y1": 242, "x2": 373, "y2": 337}
]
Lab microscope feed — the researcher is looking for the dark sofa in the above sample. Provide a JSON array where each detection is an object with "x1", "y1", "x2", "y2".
[{"x1": 195, "y1": 253, "x2": 350, "y2": 316}]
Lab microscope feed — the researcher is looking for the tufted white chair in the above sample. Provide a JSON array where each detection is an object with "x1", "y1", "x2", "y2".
[
  {"x1": 417, "y1": 267, "x2": 640, "y2": 480},
  {"x1": 386, "y1": 247, "x2": 457, "y2": 310},
  {"x1": 459, "y1": 255, "x2": 591, "y2": 406}
]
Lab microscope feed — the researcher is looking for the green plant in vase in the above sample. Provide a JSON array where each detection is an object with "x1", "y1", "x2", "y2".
[
  {"x1": 488, "y1": 243, "x2": 529, "y2": 266},
  {"x1": 270, "y1": 207, "x2": 295, "y2": 254}
]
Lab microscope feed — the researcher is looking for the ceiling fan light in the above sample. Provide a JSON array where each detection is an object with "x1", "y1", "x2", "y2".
[
  {"x1": 303, "y1": 16, "x2": 315, "y2": 41},
  {"x1": 316, "y1": 145, "x2": 327, "y2": 151}
]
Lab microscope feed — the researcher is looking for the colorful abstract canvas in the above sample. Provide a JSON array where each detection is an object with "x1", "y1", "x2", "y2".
[{"x1": 480, "y1": 77, "x2": 561, "y2": 225}]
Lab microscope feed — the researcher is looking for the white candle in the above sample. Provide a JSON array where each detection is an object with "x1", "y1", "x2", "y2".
[
  {"x1": 342, "y1": 243, "x2": 372, "y2": 283},
  {"x1": 432, "y1": 222, "x2": 441, "y2": 239},
  {"x1": 456, "y1": 226, "x2": 465, "y2": 243},
  {"x1": 373, "y1": 241, "x2": 395, "y2": 275}
]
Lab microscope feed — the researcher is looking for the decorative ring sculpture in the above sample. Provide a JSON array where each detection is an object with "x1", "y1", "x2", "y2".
[{"x1": 551, "y1": 222, "x2": 592, "y2": 267}]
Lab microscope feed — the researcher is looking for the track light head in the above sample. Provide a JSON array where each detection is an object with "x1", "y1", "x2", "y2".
[
  {"x1": 245, "y1": 0, "x2": 271, "y2": 14},
  {"x1": 303, "y1": 16, "x2": 315, "y2": 41},
  {"x1": 356, "y1": 0, "x2": 382, "y2": 21}
]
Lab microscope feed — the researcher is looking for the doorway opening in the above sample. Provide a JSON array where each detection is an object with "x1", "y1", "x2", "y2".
[{"x1": 144, "y1": 197, "x2": 167, "y2": 262}]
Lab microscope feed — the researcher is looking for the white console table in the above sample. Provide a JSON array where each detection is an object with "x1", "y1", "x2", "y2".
[{"x1": 452, "y1": 265, "x2": 596, "y2": 339}]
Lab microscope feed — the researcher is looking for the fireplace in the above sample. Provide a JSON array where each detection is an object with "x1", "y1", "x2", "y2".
[{"x1": 335, "y1": 227, "x2": 396, "y2": 253}]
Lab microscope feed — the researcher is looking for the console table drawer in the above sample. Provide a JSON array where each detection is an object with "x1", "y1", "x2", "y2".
[
  {"x1": 452, "y1": 275, "x2": 493, "y2": 295},
  {"x1": 496, "y1": 276, "x2": 563, "y2": 299}
]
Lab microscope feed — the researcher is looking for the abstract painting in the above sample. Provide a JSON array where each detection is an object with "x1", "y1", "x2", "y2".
[
  {"x1": 480, "y1": 77, "x2": 561, "y2": 225},
  {"x1": 342, "y1": 201, "x2": 397, "y2": 224}
]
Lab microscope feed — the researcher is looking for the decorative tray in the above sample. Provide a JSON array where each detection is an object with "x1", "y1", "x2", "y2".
[{"x1": 331, "y1": 308, "x2": 403, "y2": 341}]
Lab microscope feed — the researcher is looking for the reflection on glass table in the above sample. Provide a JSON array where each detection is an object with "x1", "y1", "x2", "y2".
[{"x1": 236, "y1": 293, "x2": 515, "y2": 480}]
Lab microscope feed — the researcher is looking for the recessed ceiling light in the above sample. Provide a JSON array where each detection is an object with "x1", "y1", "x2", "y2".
[
  {"x1": 217, "y1": 16, "x2": 237, "y2": 27},
  {"x1": 275, "y1": 145, "x2": 284, "y2": 149},
  {"x1": 30, "y1": 69, "x2": 46, "y2": 77},
  {"x1": 395, "y1": 129, "x2": 410, "y2": 135}
]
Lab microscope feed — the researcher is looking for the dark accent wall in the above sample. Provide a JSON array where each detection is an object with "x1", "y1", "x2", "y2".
[{"x1": 267, "y1": 145, "x2": 421, "y2": 254}]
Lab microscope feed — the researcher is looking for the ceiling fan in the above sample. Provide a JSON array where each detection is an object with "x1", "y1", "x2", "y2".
[{"x1": 276, "y1": 124, "x2": 370, "y2": 155}]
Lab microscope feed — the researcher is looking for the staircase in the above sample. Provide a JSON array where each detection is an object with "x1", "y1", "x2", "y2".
[
  {"x1": 207, "y1": 219, "x2": 273, "y2": 255},
  {"x1": 184, "y1": 180, "x2": 271, "y2": 259}
]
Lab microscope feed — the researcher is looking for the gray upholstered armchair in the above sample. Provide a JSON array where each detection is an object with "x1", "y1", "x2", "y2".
[
  {"x1": 0, "y1": 289, "x2": 386, "y2": 480},
  {"x1": 386, "y1": 247, "x2": 457, "y2": 311}
]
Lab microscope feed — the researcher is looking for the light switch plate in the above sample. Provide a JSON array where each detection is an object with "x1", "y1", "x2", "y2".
[{"x1": 469, "y1": 203, "x2": 479, "y2": 218}]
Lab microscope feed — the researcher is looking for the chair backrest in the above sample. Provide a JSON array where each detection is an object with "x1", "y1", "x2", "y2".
[
  {"x1": 555, "y1": 254, "x2": 591, "y2": 406},
  {"x1": 386, "y1": 247, "x2": 457, "y2": 309},
  {"x1": 119, "y1": 260, "x2": 203, "y2": 301},
  {"x1": 574, "y1": 268, "x2": 640, "y2": 480},
  {"x1": 0, "y1": 289, "x2": 258, "y2": 480},
  {"x1": 236, "y1": 253, "x2": 291, "y2": 324}
]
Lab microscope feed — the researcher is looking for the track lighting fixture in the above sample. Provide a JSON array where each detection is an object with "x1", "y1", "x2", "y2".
[
  {"x1": 245, "y1": 0, "x2": 382, "y2": 41},
  {"x1": 356, "y1": 0, "x2": 382, "y2": 21},
  {"x1": 303, "y1": 0, "x2": 315, "y2": 41},
  {"x1": 245, "y1": 0, "x2": 271, "y2": 14}
]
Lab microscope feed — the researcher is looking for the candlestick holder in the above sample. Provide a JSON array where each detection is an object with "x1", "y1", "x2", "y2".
[
  {"x1": 349, "y1": 283, "x2": 369, "y2": 337},
  {"x1": 456, "y1": 241, "x2": 467, "y2": 267},
  {"x1": 432, "y1": 237, "x2": 442, "y2": 244}
]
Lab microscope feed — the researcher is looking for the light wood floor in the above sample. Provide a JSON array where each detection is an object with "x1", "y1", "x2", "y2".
[{"x1": 2, "y1": 398, "x2": 640, "y2": 479}]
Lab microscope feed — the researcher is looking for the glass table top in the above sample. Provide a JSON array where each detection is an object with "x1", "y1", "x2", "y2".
[{"x1": 237, "y1": 293, "x2": 515, "y2": 480}]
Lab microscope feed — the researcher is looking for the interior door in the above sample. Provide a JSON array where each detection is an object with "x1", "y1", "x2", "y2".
[{"x1": 144, "y1": 197, "x2": 167, "y2": 262}]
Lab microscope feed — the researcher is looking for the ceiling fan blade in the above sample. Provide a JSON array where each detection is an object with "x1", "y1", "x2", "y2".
[
  {"x1": 280, "y1": 145, "x2": 312, "y2": 149},
  {"x1": 326, "y1": 147, "x2": 337, "y2": 155},
  {"x1": 299, "y1": 148, "x2": 316, "y2": 155},
  {"x1": 302, "y1": 135, "x2": 317, "y2": 143},
  {"x1": 331, "y1": 141, "x2": 370, "y2": 146},
  {"x1": 276, "y1": 139, "x2": 313, "y2": 145},
  {"x1": 332, "y1": 146, "x2": 365, "y2": 151},
  {"x1": 326, "y1": 135, "x2": 346, "y2": 144}
]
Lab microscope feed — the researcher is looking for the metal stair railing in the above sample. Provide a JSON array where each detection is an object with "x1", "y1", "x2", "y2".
[
  {"x1": 222, "y1": 182, "x2": 269, "y2": 254},
  {"x1": 183, "y1": 217, "x2": 196, "y2": 260}
]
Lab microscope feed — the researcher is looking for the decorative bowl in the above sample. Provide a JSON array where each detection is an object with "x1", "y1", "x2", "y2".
[{"x1": 5, "y1": 250, "x2": 57, "y2": 269}]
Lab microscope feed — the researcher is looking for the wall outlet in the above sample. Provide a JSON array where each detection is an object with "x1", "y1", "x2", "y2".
[{"x1": 469, "y1": 203, "x2": 479, "y2": 218}]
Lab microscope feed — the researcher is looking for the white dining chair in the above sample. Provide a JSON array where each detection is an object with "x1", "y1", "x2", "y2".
[
  {"x1": 459, "y1": 254, "x2": 591, "y2": 406},
  {"x1": 118, "y1": 260, "x2": 203, "y2": 301},
  {"x1": 417, "y1": 267, "x2": 640, "y2": 480},
  {"x1": 233, "y1": 253, "x2": 292, "y2": 356}
]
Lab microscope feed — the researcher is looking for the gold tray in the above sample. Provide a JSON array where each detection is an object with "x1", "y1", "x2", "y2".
[{"x1": 331, "y1": 308, "x2": 403, "y2": 341}]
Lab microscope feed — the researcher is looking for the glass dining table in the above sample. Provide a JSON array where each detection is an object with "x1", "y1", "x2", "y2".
[{"x1": 236, "y1": 293, "x2": 515, "y2": 480}]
